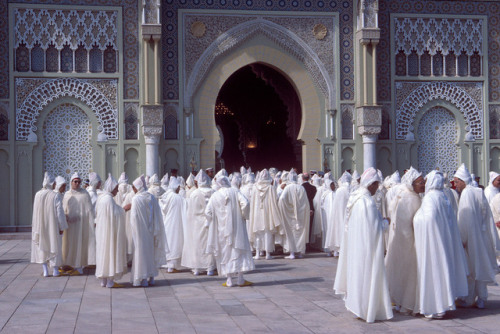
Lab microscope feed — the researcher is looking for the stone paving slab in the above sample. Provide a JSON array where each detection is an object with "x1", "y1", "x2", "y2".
[{"x1": 1, "y1": 238, "x2": 500, "y2": 333}]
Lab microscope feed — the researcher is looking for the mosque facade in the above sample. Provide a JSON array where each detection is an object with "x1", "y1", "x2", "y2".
[{"x1": 0, "y1": 0, "x2": 499, "y2": 228}]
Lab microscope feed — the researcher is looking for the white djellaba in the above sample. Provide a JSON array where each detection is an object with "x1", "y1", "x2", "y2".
[
  {"x1": 484, "y1": 171, "x2": 500, "y2": 204},
  {"x1": 31, "y1": 173, "x2": 68, "y2": 277},
  {"x1": 62, "y1": 172, "x2": 95, "y2": 274},
  {"x1": 87, "y1": 172, "x2": 102, "y2": 215},
  {"x1": 320, "y1": 177, "x2": 337, "y2": 255},
  {"x1": 278, "y1": 169, "x2": 310, "y2": 259},
  {"x1": 384, "y1": 167, "x2": 422, "y2": 314},
  {"x1": 454, "y1": 164, "x2": 499, "y2": 308},
  {"x1": 333, "y1": 167, "x2": 392, "y2": 323},
  {"x1": 324, "y1": 171, "x2": 351, "y2": 256},
  {"x1": 181, "y1": 170, "x2": 216, "y2": 276},
  {"x1": 248, "y1": 169, "x2": 282, "y2": 260},
  {"x1": 310, "y1": 173, "x2": 326, "y2": 247},
  {"x1": 148, "y1": 173, "x2": 165, "y2": 198},
  {"x1": 159, "y1": 176, "x2": 187, "y2": 273},
  {"x1": 413, "y1": 170, "x2": 468, "y2": 318},
  {"x1": 116, "y1": 172, "x2": 134, "y2": 259},
  {"x1": 185, "y1": 173, "x2": 196, "y2": 199},
  {"x1": 205, "y1": 176, "x2": 255, "y2": 287},
  {"x1": 129, "y1": 175, "x2": 168, "y2": 287},
  {"x1": 95, "y1": 174, "x2": 127, "y2": 288}
]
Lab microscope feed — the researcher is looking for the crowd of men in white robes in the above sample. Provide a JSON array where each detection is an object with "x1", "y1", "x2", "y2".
[{"x1": 31, "y1": 163, "x2": 500, "y2": 322}]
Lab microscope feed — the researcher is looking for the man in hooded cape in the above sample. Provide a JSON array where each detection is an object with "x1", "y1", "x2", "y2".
[
  {"x1": 324, "y1": 171, "x2": 351, "y2": 256},
  {"x1": 333, "y1": 167, "x2": 393, "y2": 323},
  {"x1": 454, "y1": 164, "x2": 499, "y2": 308},
  {"x1": 385, "y1": 167, "x2": 423, "y2": 314},
  {"x1": 248, "y1": 169, "x2": 282, "y2": 260},
  {"x1": 181, "y1": 170, "x2": 216, "y2": 275},
  {"x1": 129, "y1": 175, "x2": 168, "y2": 287},
  {"x1": 160, "y1": 176, "x2": 186, "y2": 273},
  {"x1": 278, "y1": 169, "x2": 310, "y2": 259},
  {"x1": 205, "y1": 175, "x2": 255, "y2": 287},
  {"x1": 31, "y1": 173, "x2": 68, "y2": 277},
  {"x1": 62, "y1": 172, "x2": 95, "y2": 274},
  {"x1": 484, "y1": 171, "x2": 500, "y2": 204},
  {"x1": 412, "y1": 170, "x2": 469, "y2": 318},
  {"x1": 95, "y1": 174, "x2": 127, "y2": 288}
]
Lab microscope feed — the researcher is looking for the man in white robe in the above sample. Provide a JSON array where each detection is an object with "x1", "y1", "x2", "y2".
[
  {"x1": 62, "y1": 173, "x2": 95, "y2": 275},
  {"x1": 484, "y1": 171, "x2": 500, "y2": 204},
  {"x1": 325, "y1": 171, "x2": 351, "y2": 256},
  {"x1": 87, "y1": 172, "x2": 102, "y2": 215},
  {"x1": 454, "y1": 164, "x2": 499, "y2": 308},
  {"x1": 385, "y1": 167, "x2": 423, "y2": 314},
  {"x1": 383, "y1": 171, "x2": 401, "y2": 218},
  {"x1": 181, "y1": 170, "x2": 216, "y2": 275},
  {"x1": 413, "y1": 170, "x2": 469, "y2": 318},
  {"x1": 185, "y1": 172, "x2": 196, "y2": 198},
  {"x1": 160, "y1": 176, "x2": 186, "y2": 273},
  {"x1": 206, "y1": 176, "x2": 255, "y2": 287},
  {"x1": 31, "y1": 173, "x2": 68, "y2": 277},
  {"x1": 148, "y1": 173, "x2": 165, "y2": 198},
  {"x1": 321, "y1": 178, "x2": 337, "y2": 256},
  {"x1": 249, "y1": 169, "x2": 282, "y2": 260},
  {"x1": 333, "y1": 168, "x2": 393, "y2": 323},
  {"x1": 115, "y1": 172, "x2": 134, "y2": 261},
  {"x1": 310, "y1": 174, "x2": 326, "y2": 247},
  {"x1": 278, "y1": 170, "x2": 310, "y2": 259},
  {"x1": 95, "y1": 174, "x2": 127, "y2": 288},
  {"x1": 129, "y1": 175, "x2": 167, "y2": 287}
]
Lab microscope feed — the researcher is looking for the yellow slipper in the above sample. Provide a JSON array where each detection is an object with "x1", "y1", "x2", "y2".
[
  {"x1": 109, "y1": 283, "x2": 124, "y2": 288},
  {"x1": 238, "y1": 280, "x2": 253, "y2": 287},
  {"x1": 68, "y1": 269, "x2": 81, "y2": 276}
]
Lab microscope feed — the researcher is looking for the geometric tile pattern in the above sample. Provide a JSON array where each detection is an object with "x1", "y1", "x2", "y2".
[
  {"x1": 378, "y1": 0, "x2": 500, "y2": 102},
  {"x1": 42, "y1": 103, "x2": 92, "y2": 182},
  {"x1": 3, "y1": 1, "x2": 139, "y2": 100},
  {"x1": 163, "y1": 0, "x2": 354, "y2": 101},
  {"x1": 417, "y1": 106, "x2": 458, "y2": 177}
]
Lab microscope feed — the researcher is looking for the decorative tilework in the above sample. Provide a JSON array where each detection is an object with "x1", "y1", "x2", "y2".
[
  {"x1": 0, "y1": 101, "x2": 8, "y2": 141},
  {"x1": 378, "y1": 0, "x2": 500, "y2": 102},
  {"x1": 163, "y1": 0, "x2": 354, "y2": 101},
  {"x1": 124, "y1": 102, "x2": 139, "y2": 140},
  {"x1": 15, "y1": 77, "x2": 118, "y2": 140},
  {"x1": 3, "y1": 0, "x2": 139, "y2": 100},
  {"x1": 489, "y1": 105, "x2": 500, "y2": 139},
  {"x1": 395, "y1": 81, "x2": 483, "y2": 140}
]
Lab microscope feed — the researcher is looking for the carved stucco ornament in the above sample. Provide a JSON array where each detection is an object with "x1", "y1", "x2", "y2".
[
  {"x1": 313, "y1": 24, "x2": 327, "y2": 40},
  {"x1": 191, "y1": 21, "x2": 206, "y2": 38}
]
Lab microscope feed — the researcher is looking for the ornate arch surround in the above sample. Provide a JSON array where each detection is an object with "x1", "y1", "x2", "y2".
[
  {"x1": 195, "y1": 42, "x2": 324, "y2": 171},
  {"x1": 16, "y1": 78, "x2": 118, "y2": 141},
  {"x1": 185, "y1": 18, "x2": 335, "y2": 110},
  {"x1": 396, "y1": 82, "x2": 483, "y2": 140}
]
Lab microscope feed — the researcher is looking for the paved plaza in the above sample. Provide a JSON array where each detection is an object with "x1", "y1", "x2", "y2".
[{"x1": 1, "y1": 235, "x2": 499, "y2": 334}]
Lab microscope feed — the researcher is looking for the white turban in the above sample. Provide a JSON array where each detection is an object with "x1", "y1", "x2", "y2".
[
  {"x1": 489, "y1": 171, "x2": 500, "y2": 187},
  {"x1": 42, "y1": 172, "x2": 55, "y2": 189},
  {"x1": 168, "y1": 176, "x2": 180, "y2": 190},
  {"x1": 288, "y1": 169, "x2": 298, "y2": 183},
  {"x1": 103, "y1": 173, "x2": 118, "y2": 193},
  {"x1": 360, "y1": 167, "x2": 381, "y2": 188},
  {"x1": 240, "y1": 166, "x2": 247, "y2": 175},
  {"x1": 257, "y1": 169, "x2": 271, "y2": 183},
  {"x1": 195, "y1": 170, "x2": 211, "y2": 187},
  {"x1": 401, "y1": 166, "x2": 421, "y2": 186},
  {"x1": 133, "y1": 175, "x2": 146, "y2": 192},
  {"x1": 454, "y1": 163, "x2": 472, "y2": 185},
  {"x1": 55, "y1": 176, "x2": 66, "y2": 192},
  {"x1": 280, "y1": 171, "x2": 289, "y2": 182},
  {"x1": 70, "y1": 172, "x2": 81, "y2": 183},
  {"x1": 387, "y1": 171, "x2": 401, "y2": 187},
  {"x1": 217, "y1": 175, "x2": 231, "y2": 188},
  {"x1": 186, "y1": 173, "x2": 195, "y2": 188},
  {"x1": 89, "y1": 172, "x2": 101, "y2": 188},
  {"x1": 214, "y1": 169, "x2": 228, "y2": 179},
  {"x1": 118, "y1": 172, "x2": 128, "y2": 184},
  {"x1": 231, "y1": 176, "x2": 241, "y2": 188},
  {"x1": 311, "y1": 174, "x2": 322, "y2": 187},
  {"x1": 352, "y1": 170, "x2": 360, "y2": 180},
  {"x1": 149, "y1": 174, "x2": 160, "y2": 186}
]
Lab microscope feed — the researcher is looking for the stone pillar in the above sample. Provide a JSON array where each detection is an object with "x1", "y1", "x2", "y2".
[
  {"x1": 357, "y1": 106, "x2": 381, "y2": 170},
  {"x1": 142, "y1": 106, "x2": 163, "y2": 176},
  {"x1": 141, "y1": 1, "x2": 162, "y2": 176},
  {"x1": 362, "y1": 134, "x2": 378, "y2": 170}
]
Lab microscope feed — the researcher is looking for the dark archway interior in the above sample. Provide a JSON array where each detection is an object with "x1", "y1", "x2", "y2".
[{"x1": 215, "y1": 63, "x2": 302, "y2": 173}]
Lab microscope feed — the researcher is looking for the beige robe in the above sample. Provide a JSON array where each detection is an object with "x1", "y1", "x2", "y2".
[{"x1": 62, "y1": 188, "x2": 95, "y2": 267}]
